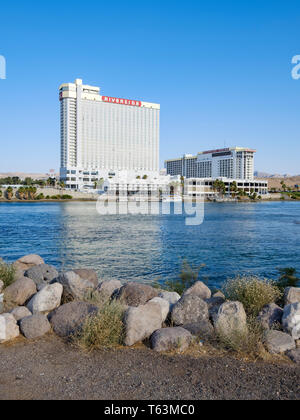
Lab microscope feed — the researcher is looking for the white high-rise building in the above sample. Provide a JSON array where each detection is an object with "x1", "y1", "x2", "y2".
[
  {"x1": 59, "y1": 79, "x2": 160, "y2": 189},
  {"x1": 165, "y1": 147, "x2": 256, "y2": 180}
]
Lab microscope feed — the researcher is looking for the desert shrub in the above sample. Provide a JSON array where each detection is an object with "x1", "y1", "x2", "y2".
[
  {"x1": 160, "y1": 260, "x2": 206, "y2": 295},
  {"x1": 35, "y1": 193, "x2": 45, "y2": 200},
  {"x1": 222, "y1": 276, "x2": 282, "y2": 317},
  {"x1": 216, "y1": 316, "x2": 264, "y2": 355},
  {"x1": 60, "y1": 194, "x2": 73, "y2": 200},
  {"x1": 73, "y1": 300, "x2": 125, "y2": 351},
  {"x1": 50, "y1": 195, "x2": 59, "y2": 200},
  {"x1": 0, "y1": 262, "x2": 16, "y2": 288}
]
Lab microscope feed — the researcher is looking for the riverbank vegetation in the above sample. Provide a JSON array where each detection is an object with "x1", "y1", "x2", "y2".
[{"x1": 0, "y1": 187, "x2": 73, "y2": 201}]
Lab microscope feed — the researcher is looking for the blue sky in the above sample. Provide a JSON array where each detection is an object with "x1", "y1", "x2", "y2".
[{"x1": 0, "y1": 0, "x2": 300, "y2": 174}]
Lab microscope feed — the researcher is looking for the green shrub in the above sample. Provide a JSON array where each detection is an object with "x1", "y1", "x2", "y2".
[
  {"x1": 60, "y1": 194, "x2": 72, "y2": 200},
  {"x1": 35, "y1": 193, "x2": 45, "y2": 200},
  {"x1": 222, "y1": 276, "x2": 282, "y2": 317},
  {"x1": 276, "y1": 267, "x2": 300, "y2": 293},
  {"x1": 73, "y1": 300, "x2": 125, "y2": 351},
  {"x1": 50, "y1": 195, "x2": 59, "y2": 200},
  {"x1": 158, "y1": 260, "x2": 206, "y2": 295},
  {"x1": 0, "y1": 262, "x2": 16, "y2": 288}
]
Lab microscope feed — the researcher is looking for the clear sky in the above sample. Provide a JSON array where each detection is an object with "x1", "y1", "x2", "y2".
[{"x1": 0, "y1": 0, "x2": 300, "y2": 174}]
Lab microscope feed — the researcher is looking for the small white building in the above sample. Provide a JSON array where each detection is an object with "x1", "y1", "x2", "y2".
[
  {"x1": 184, "y1": 177, "x2": 269, "y2": 198},
  {"x1": 98, "y1": 171, "x2": 181, "y2": 199}
]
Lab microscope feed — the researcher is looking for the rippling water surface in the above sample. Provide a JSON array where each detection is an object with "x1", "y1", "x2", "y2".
[{"x1": 0, "y1": 201, "x2": 299, "y2": 289}]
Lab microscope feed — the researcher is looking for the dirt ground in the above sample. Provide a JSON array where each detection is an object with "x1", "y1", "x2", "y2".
[{"x1": 0, "y1": 334, "x2": 299, "y2": 400}]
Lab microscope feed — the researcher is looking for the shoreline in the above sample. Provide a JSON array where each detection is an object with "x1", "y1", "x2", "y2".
[{"x1": 0, "y1": 198, "x2": 298, "y2": 204}]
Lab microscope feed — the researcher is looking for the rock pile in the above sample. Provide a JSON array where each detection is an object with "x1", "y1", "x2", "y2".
[{"x1": 0, "y1": 255, "x2": 300, "y2": 364}]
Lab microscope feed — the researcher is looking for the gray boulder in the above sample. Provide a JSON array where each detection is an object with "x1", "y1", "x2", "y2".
[
  {"x1": 20, "y1": 313, "x2": 51, "y2": 339},
  {"x1": 183, "y1": 281, "x2": 211, "y2": 300},
  {"x1": 264, "y1": 330, "x2": 296, "y2": 354},
  {"x1": 124, "y1": 301, "x2": 162, "y2": 346},
  {"x1": 116, "y1": 282, "x2": 159, "y2": 307},
  {"x1": 97, "y1": 280, "x2": 122, "y2": 299},
  {"x1": 73, "y1": 269, "x2": 99, "y2": 288},
  {"x1": 150, "y1": 327, "x2": 192, "y2": 352},
  {"x1": 13, "y1": 254, "x2": 44, "y2": 272},
  {"x1": 158, "y1": 291, "x2": 181, "y2": 307},
  {"x1": 48, "y1": 301, "x2": 98, "y2": 337},
  {"x1": 24, "y1": 264, "x2": 58, "y2": 287},
  {"x1": 27, "y1": 283, "x2": 63, "y2": 314},
  {"x1": 214, "y1": 301, "x2": 248, "y2": 339},
  {"x1": 282, "y1": 303, "x2": 300, "y2": 340},
  {"x1": 4, "y1": 277, "x2": 37, "y2": 306},
  {"x1": 0, "y1": 313, "x2": 20, "y2": 343},
  {"x1": 286, "y1": 348, "x2": 300, "y2": 364},
  {"x1": 183, "y1": 320, "x2": 214, "y2": 339},
  {"x1": 257, "y1": 303, "x2": 283, "y2": 330},
  {"x1": 56, "y1": 271, "x2": 95, "y2": 301},
  {"x1": 206, "y1": 296, "x2": 226, "y2": 323},
  {"x1": 171, "y1": 294, "x2": 209, "y2": 326},
  {"x1": 213, "y1": 291, "x2": 225, "y2": 300},
  {"x1": 10, "y1": 306, "x2": 32, "y2": 322},
  {"x1": 149, "y1": 297, "x2": 170, "y2": 322},
  {"x1": 284, "y1": 287, "x2": 300, "y2": 306}
]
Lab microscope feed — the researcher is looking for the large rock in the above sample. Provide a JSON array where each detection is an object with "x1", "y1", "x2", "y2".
[
  {"x1": 20, "y1": 313, "x2": 51, "y2": 339},
  {"x1": 13, "y1": 254, "x2": 44, "y2": 272},
  {"x1": 206, "y1": 296, "x2": 226, "y2": 323},
  {"x1": 4, "y1": 277, "x2": 37, "y2": 306},
  {"x1": 264, "y1": 330, "x2": 296, "y2": 354},
  {"x1": 183, "y1": 281, "x2": 211, "y2": 300},
  {"x1": 56, "y1": 271, "x2": 95, "y2": 301},
  {"x1": 48, "y1": 301, "x2": 98, "y2": 337},
  {"x1": 0, "y1": 280, "x2": 4, "y2": 294},
  {"x1": 24, "y1": 264, "x2": 58, "y2": 287},
  {"x1": 282, "y1": 303, "x2": 300, "y2": 340},
  {"x1": 73, "y1": 269, "x2": 98, "y2": 288},
  {"x1": 158, "y1": 291, "x2": 181, "y2": 307},
  {"x1": 149, "y1": 297, "x2": 170, "y2": 322},
  {"x1": 96, "y1": 280, "x2": 122, "y2": 299},
  {"x1": 150, "y1": 327, "x2": 192, "y2": 352},
  {"x1": 116, "y1": 283, "x2": 159, "y2": 307},
  {"x1": 286, "y1": 348, "x2": 300, "y2": 364},
  {"x1": 10, "y1": 306, "x2": 32, "y2": 322},
  {"x1": 183, "y1": 320, "x2": 214, "y2": 339},
  {"x1": 124, "y1": 301, "x2": 162, "y2": 346},
  {"x1": 27, "y1": 283, "x2": 63, "y2": 314},
  {"x1": 171, "y1": 294, "x2": 209, "y2": 326},
  {"x1": 214, "y1": 301, "x2": 248, "y2": 339},
  {"x1": 0, "y1": 313, "x2": 20, "y2": 343},
  {"x1": 284, "y1": 287, "x2": 300, "y2": 306},
  {"x1": 257, "y1": 303, "x2": 283, "y2": 330}
]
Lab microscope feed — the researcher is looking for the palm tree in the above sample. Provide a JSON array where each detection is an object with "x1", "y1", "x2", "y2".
[
  {"x1": 213, "y1": 179, "x2": 226, "y2": 197},
  {"x1": 17, "y1": 187, "x2": 25, "y2": 200},
  {"x1": 230, "y1": 181, "x2": 238, "y2": 198},
  {"x1": 29, "y1": 186, "x2": 37, "y2": 200},
  {"x1": 5, "y1": 187, "x2": 13, "y2": 200}
]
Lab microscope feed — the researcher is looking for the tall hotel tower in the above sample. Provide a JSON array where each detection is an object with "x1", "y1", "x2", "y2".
[{"x1": 59, "y1": 79, "x2": 160, "y2": 189}]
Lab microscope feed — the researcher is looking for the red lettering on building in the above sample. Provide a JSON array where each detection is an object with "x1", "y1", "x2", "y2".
[{"x1": 102, "y1": 96, "x2": 142, "y2": 107}]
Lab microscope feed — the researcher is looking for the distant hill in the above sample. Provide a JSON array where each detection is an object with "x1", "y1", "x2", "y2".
[
  {"x1": 0, "y1": 172, "x2": 58, "y2": 180},
  {"x1": 257, "y1": 176, "x2": 300, "y2": 190},
  {"x1": 254, "y1": 171, "x2": 299, "y2": 178}
]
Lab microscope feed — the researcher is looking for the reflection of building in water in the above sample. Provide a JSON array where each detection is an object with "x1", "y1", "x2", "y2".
[{"x1": 57, "y1": 202, "x2": 163, "y2": 283}]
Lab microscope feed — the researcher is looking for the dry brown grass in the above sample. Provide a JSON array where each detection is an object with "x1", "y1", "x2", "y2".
[
  {"x1": 0, "y1": 262, "x2": 16, "y2": 289},
  {"x1": 73, "y1": 299, "x2": 125, "y2": 352}
]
